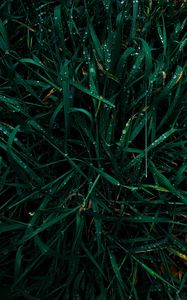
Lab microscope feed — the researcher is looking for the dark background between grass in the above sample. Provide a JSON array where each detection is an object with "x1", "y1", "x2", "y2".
[{"x1": 0, "y1": 0, "x2": 187, "y2": 299}]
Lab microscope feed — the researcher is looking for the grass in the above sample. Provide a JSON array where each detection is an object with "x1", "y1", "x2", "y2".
[{"x1": 0, "y1": 0, "x2": 187, "y2": 299}]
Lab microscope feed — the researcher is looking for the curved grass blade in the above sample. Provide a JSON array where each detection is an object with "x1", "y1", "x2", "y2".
[
  {"x1": 0, "y1": 19, "x2": 9, "y2": 51},
  {"x1": 132, "y1": 255, "x2": 177, "y2": 290}
]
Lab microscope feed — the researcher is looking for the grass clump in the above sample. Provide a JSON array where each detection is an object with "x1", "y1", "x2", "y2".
[{"x1": 0, "y1": 0, "x2": 187, "y2": 299}]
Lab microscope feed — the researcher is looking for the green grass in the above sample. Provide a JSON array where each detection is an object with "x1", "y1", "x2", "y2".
[{"x1": 0, "y1": 0, "x2": 187, "y2": 299}]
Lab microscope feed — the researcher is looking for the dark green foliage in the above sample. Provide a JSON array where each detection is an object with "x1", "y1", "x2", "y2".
[{"x1": 0, "y1": 0, "x2": 187, "y2": 299}]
